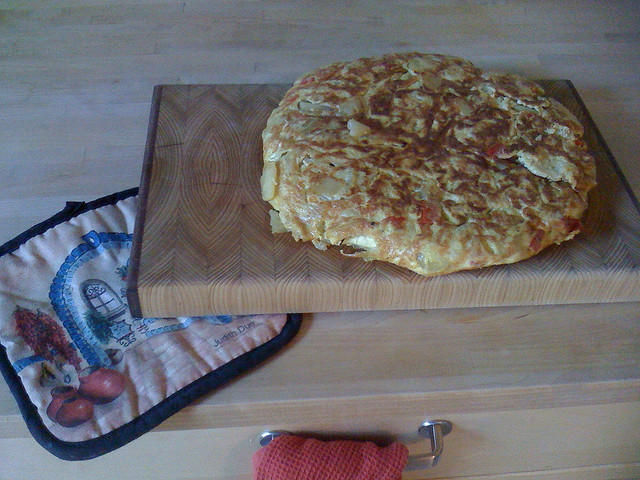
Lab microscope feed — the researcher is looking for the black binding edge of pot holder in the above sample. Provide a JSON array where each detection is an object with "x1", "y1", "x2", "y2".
[{"x1": 0, "y1": 188, "x2": 303, "y2": 461}]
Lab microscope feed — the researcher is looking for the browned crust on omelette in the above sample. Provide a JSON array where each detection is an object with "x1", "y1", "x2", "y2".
[{"x1": 261, "y1": 53, "x2": 597, "y2": 277}]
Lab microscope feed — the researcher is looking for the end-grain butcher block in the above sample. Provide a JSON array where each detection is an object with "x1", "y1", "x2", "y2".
[{"x1": 128, "y1": 70, "x2": 640, "y2": 316}]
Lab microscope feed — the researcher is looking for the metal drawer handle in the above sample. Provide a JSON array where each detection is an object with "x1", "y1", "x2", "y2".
[
  {"x1": 411, "y1": 419, "x2": 453, "y2": 468},
  {"x1": 259, "y1": 430, "x2": 290, "y2": 447},
  {"x1": 259, "y1": 419, "x2": 453, "y2": 469}
]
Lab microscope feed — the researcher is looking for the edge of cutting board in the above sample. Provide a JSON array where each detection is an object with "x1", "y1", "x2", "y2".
[{"x1": 128, "y1": 85, "x2": 163, "y2": 318}]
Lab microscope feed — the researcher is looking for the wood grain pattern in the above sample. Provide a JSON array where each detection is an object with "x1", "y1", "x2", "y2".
[
  {"x1": 1, "y1": 301, "x2": 639, "y2": 479},
  {"x1": 1, "y1": 403, "x2": 639, "y2": 479},
  {"x1": 2, "y1": 1, "x2": 639, "y2": 249},
  {"x1": 128, "y1": 80, "x2": 640, "y2": 317},
  {"x1": 2, "y1": 2, "x2": 639, "y2": 477}
]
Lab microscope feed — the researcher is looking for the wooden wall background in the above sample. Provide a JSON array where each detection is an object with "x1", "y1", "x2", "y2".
[{"x1": 1, "y1": 0, "x2": 639, "y2": 246}]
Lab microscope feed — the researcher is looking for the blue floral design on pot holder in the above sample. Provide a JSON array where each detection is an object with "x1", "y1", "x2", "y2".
[{"x1": 0, "y1": 188, "x2": 301, "y2": 460}]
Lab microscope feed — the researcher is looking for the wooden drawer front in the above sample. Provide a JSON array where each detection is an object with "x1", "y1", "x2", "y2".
[
  {"x1": 252, "y1": 402, "x2": 640, "y2": 480},
  {"x1": 1, "y1": 401, "x2": 638, "y2": 479}
]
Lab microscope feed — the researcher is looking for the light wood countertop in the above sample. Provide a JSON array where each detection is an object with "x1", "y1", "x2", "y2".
[
  {"x1": 1, "y1": 1, "x2": 639, "y2": 243},
  {"x1": 1, "y1": 1, "x2": 639, "y2": 478}
]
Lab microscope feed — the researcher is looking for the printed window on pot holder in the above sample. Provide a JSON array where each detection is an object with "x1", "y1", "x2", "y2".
[{"x1": 0, "y1": 188, "x2": 301, "y2": 461}]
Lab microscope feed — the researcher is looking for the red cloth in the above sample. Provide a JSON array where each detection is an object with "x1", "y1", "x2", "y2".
[{"x1": 252, "y1": 435, "x2": 409, "y2": 480}]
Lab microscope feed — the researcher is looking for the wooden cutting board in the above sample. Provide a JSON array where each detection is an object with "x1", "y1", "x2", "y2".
[{"x1": 127, "y1": 81, "x2": 640, "y2": 317}]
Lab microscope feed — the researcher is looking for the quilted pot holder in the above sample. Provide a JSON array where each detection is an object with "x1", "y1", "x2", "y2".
[{"x1": 0, "y1": 188, "x2": 301, "y2": 460}]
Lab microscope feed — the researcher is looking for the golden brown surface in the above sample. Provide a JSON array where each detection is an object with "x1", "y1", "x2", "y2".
[{"x1": 262, "y1": 53, "x2": 597, "y2": 276}]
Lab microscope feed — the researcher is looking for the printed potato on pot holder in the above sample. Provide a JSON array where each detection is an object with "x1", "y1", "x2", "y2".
[{"x1": 0, "y1": 188, "x2": 301, "y2": 460}]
